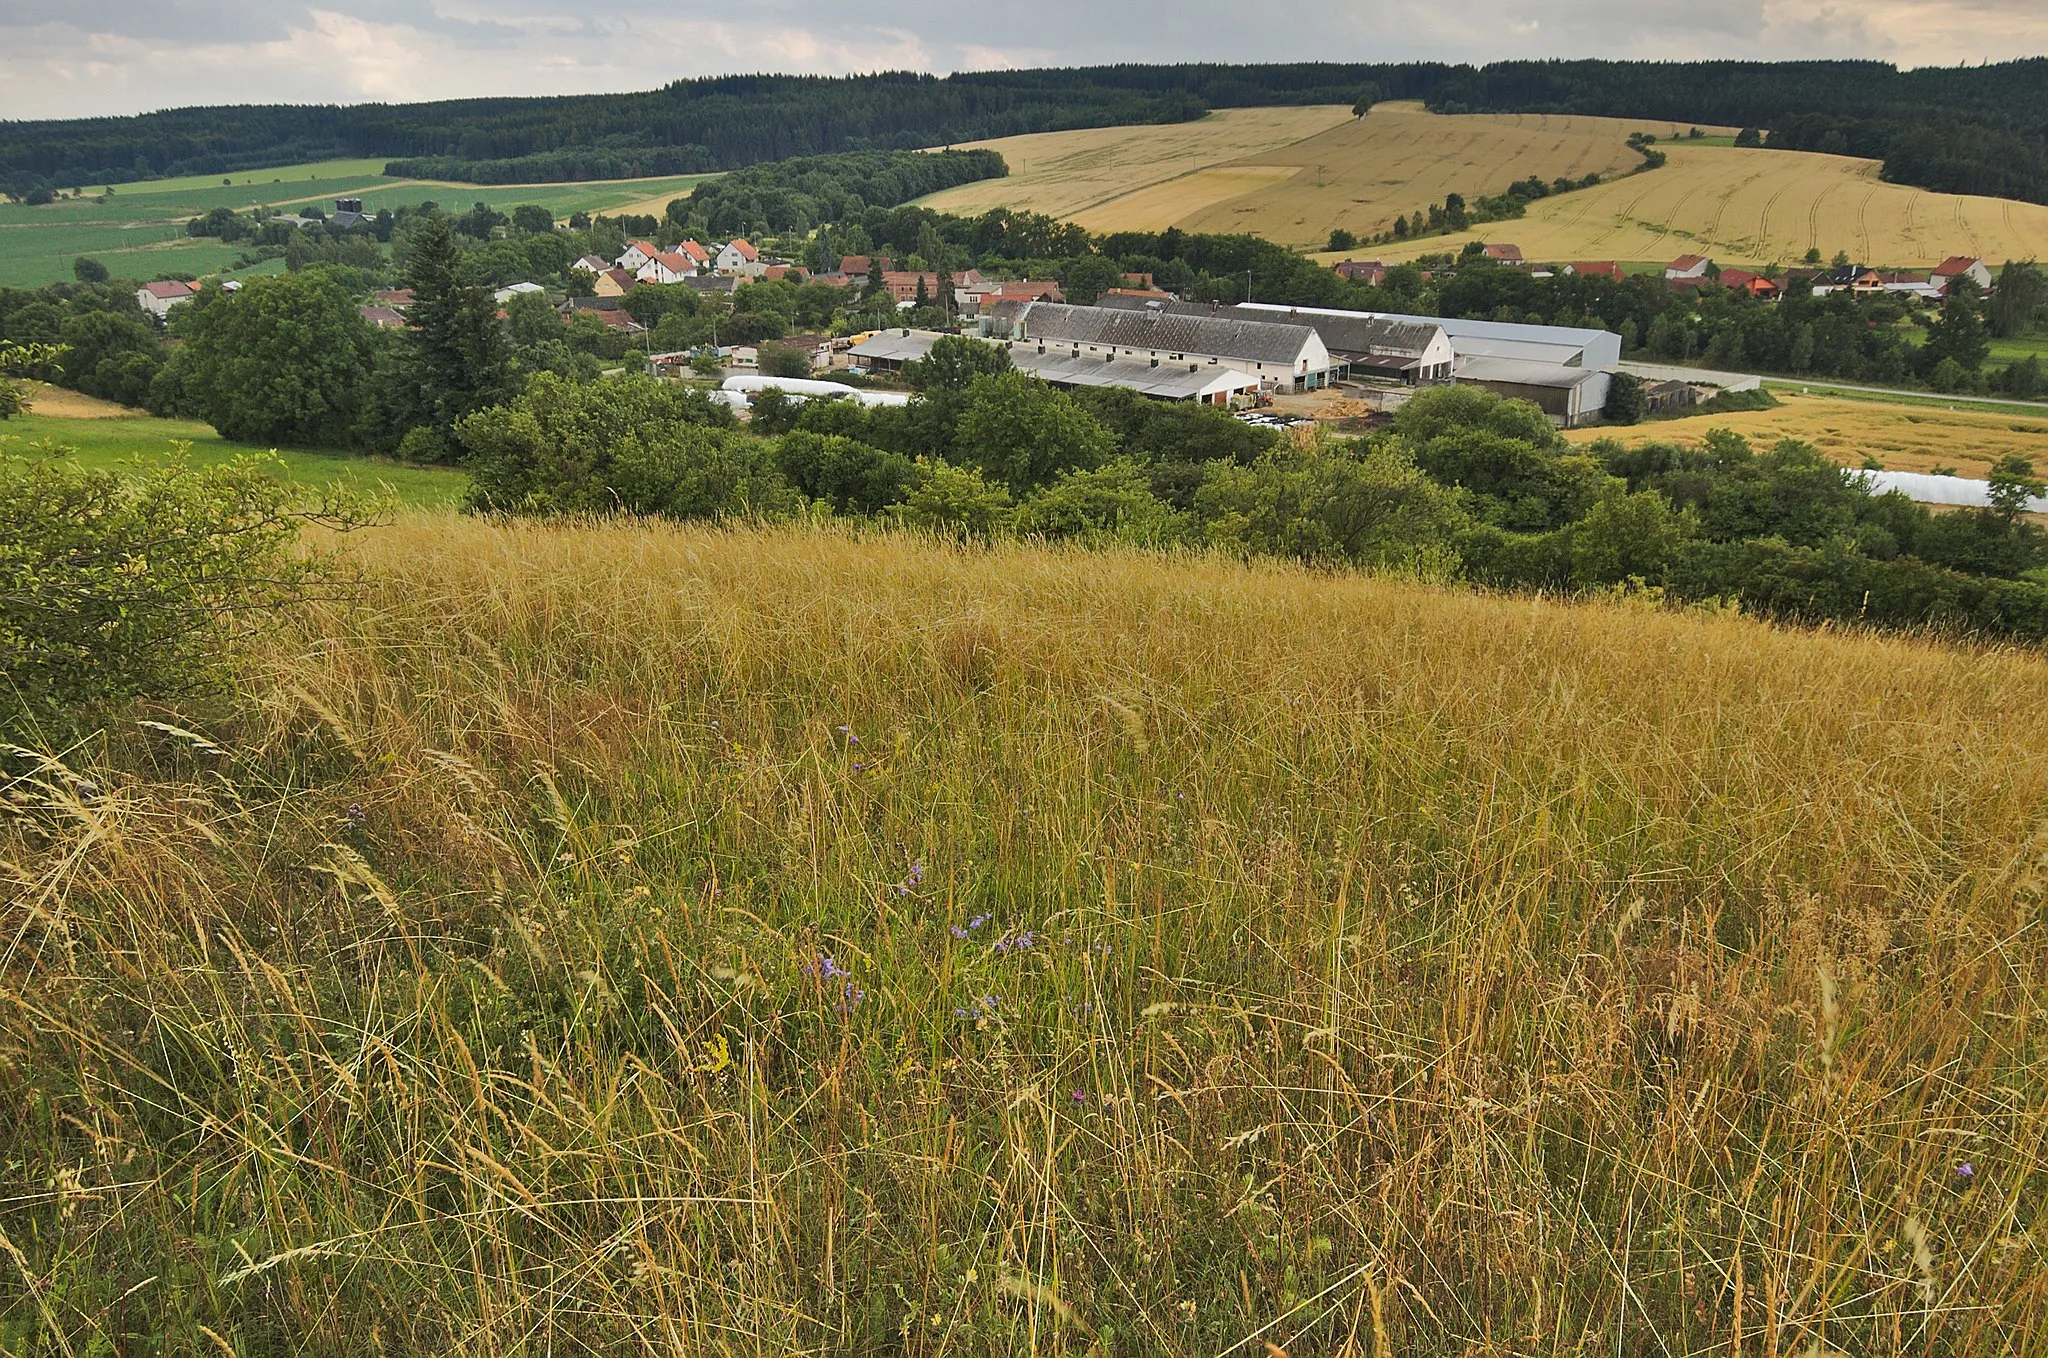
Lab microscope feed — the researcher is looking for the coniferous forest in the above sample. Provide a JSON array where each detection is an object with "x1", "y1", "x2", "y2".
[{"x1": 4, "y1": 60, "x2": 2048, "y2": 205}]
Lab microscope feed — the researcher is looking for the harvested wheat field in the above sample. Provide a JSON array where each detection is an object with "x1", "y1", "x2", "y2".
[
  {"x1": 1566, "y1": 389, "x2": 2048, "y2": 476},
  {"x1": 8, "y1": 516, "x2": 2046, "y2": 1353},
  {"x1": 1362, "y1": 140, "x2": 2048, "y2": 268},
  {"x1": 915, "y1": 104, "x2": 1355, "y2": 224},
  {"x1": 924, "y1": 102, "x2": 1720, "y2": 245}
]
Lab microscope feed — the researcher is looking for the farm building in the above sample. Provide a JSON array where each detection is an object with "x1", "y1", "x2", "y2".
[
  {"x1": 1666, "y1": 254, "x2": 1713, "y2": 281},
  {"x1": 1565, "y1": 261, "x2": 1623, "y2": 279},
  {"x1": 136, "y1": 279, "x2": 197, "y2": 317},
  {"x1": 1481, "y1": 244, "x2": 1526, "y2": 266},
  {"x1": 848, "y1": 329, "x2": 1259, "y2": 405},
  {"x1": 1123, "y1": 301, "x2": 1454, "y2": 383},
  {"x1": 984, "y1": 300, "x2": 1335, "y2": 392},
  {"x1": 1450, "y1": 358, "x2": 1612, "y2": 426}
]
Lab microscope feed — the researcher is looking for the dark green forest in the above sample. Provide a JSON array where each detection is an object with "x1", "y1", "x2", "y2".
[{"x1": 5, "y1": 60, "x2": 2047, "y2": 204}]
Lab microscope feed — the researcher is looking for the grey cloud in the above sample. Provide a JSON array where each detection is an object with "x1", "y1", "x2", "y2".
[{"x1": 1, "y1": 0, "x2": 2044, "y2": 119}]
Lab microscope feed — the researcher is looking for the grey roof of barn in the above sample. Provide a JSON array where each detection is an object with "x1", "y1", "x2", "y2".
[
  {"x1": 1091, "y1": 295, "x2": 1440, "y2": 361},
  {"x1": 995, "y1": 300, "x2": 1319, "y2": 366}
]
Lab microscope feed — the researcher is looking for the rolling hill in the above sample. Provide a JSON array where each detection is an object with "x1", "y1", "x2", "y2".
[{"x1": 922, "y1": 102, "x2": 2048, "y2": 266}]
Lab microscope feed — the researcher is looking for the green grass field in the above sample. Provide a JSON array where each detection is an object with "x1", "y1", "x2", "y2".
[
  {"x1": 1986, "y1": 333, "x2": 2048, "y2": 364},
  {"x1": 0, "y1": 159, "x2": 720, "y2": 288},
  {"x1": 1, "y1": 410, "x2": 468, "y2": 508}
]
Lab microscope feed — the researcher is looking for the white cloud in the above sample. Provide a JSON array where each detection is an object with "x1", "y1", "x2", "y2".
[{"x1": 0, "y1": 0, "x2": 2043, "y2": 119}]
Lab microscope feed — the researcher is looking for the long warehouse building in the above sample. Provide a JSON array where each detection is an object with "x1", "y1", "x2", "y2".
[{"x1": 1097, "y1": 296, "x2": 1620, "y2": 426}]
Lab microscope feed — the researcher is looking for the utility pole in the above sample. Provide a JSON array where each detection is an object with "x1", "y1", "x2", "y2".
[{"x1": 1244, "y1": 270, "x2": 1254, "y2": 302}]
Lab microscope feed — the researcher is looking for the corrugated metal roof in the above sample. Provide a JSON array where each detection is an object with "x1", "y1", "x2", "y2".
[
  {"x1": 847, "y1": 331, "x2": 940, "y2": 364},
  {"x1": 1011, "y1": 348, "x2": 1255, "y2": 400},
  {"x1": 1096, "y1": 296, "x2": 1444, "y2": 360},
  {"x1": 1013, "y1": 302, "x2": 1318, "y2": 366},
  {"x1": 1454, "y1": 356, "x2": 1604, "y2": 388}
]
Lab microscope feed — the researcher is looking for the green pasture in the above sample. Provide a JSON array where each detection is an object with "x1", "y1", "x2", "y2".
[
  {"x1": 0, "y1": 411, "x2": 468, "y2": 509},
  {"x1": 0, "y1": 159, "x2": 719, "y2": 288}
]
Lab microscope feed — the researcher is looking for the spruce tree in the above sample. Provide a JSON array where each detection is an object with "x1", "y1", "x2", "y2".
[{"x1": 403, "y1": 212, "x2": 512, "y2": 456}]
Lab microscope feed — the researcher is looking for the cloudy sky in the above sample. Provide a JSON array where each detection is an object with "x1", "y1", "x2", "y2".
[{"x1": 3, "y1": 0, "x2": 2045, "y2": 120}]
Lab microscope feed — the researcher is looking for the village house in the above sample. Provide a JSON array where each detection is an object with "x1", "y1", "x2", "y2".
[
  {"x1": 1481, "y1": 244, "x2": 1526, "y2": 266},
  {"x1": 877, "y1": 269, "x2": 992, "y2": 308},
  {"x1": 136, "y1": 279, "x2": 197, "y2": 318},
  {"x1": 1716, "y1": 268, "x2": 1780, "y2": 300},
  {"x1": 372, "y1": 288, "x2": 414, "y2": 311},
  {"x1": 617, "y1": 240, "x2": 661, "y2": 272},
  {"x1": 715, "y1": 240, "x2": 766, "y2": 276},
  {"x1": 359, "y1": 305, "x2": 407, "y2": 330},
  {"x1": 1933, "y1": 256, "x2": 1994, "y2": 291},
  {"x1": 1564, "y1": 261, "x2": 1623, "y2": 280},
  {"x1": 1334, "y1": 259, "x2": 1387, "y2": 285},
  {"x1": 593, "y1": 268, "x2": 635, "y2": 298},
  {"x1": 1665, "y1": 254, "x2": 1713, "y2": 282},
  {"x1": 636, "y1": 251, "x2": 698, "y2": 285},
  {"x1": 965, "y1": 279, "x2": 1063, "y2": 310},
  {"x1": 571, "y1": 255, "x2": 610, "y2": 275}
]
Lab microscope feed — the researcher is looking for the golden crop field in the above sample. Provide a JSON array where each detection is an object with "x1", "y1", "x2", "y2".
[
  {"x1": 923, "y1": 102, "x2": 1720, "y2": 245},
  {"x1": 915, "y1": 104, "x2": 1356, "y2": 223},
  {"x1": 1564, "y1": 389, "x2": 2048, "y2": 476},
  {"x1": 1360, "y1": 140, "x2": 2048, "y2": 268}
]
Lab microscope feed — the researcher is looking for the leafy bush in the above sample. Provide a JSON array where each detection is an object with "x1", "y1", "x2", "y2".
[
  {"x1": 1016, "y1": 459, "x2": 1187, "y2": 545},
  {"x1": 774, "y1": 429, "x2": 915, "y2": 515},
  {"x1": 458, "y1": 372, "x2": 795, "y2": 519},
  {"x1": 1196, "y1": 442, "x2": 1468, "y2": 576},
  {"x1": 953, "y1": 371, "x2": 1115, "y2": 494},
  {"x1": 164, "y1": 270, "x2": 373, "y2": 445},
  {"x1": 894, "y1": 459, "x2": 1013, "y2": 539},
  {"x1": 0, "y1": 450, "x2": 369, "y2": 726}
]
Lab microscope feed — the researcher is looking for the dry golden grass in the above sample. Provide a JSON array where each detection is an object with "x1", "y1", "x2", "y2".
[
  {"x1": 1356, "y1": 141, "x2": 2048, "y2": 268},
  {"x1": 916, "y1": 105, "x2": 1356, "y2": 224},
  {"x1": 14, "y1": 386, "x2": 139, "y2": 419},
  {"x1": 5, "y1": 518, "x2": 2047, "y2": 1353},
  {"x1": 1566, "y1": 389, "x2": 2048, "y2": 476}
]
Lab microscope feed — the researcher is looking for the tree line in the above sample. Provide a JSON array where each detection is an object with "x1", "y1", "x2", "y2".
[
  {"x1": 5, "y1": 60, "x2": 2045, "y2": 204},
  {"x1": 453, "y1": 342, "x2": 2048, "y2": 644}
]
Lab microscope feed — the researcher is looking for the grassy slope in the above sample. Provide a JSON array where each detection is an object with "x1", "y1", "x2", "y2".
[
  {"x1": 0, "y1": 162, "x2": 719, "y2": 288},
  {"x1": 1, "y1": 401, "x2": 467, "y2": 507},
  {"x1": 1566, "y1": 388, "x2": 2048, "y2": 476},
  {"x1": 5, "y1": 518, "x2": 2043, "y2": 1352}
]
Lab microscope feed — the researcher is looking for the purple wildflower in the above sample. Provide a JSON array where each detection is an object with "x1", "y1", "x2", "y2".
[
  {"x1": 1956, "y1": 1162, "x2": 1975, "y2": 1179},
  {"x1": 836, "y1": 724, "x2": 860, "y2": 746},
  {"x1": 1071, "y1": 1089, "x2": 1087, "y2": 1105}
]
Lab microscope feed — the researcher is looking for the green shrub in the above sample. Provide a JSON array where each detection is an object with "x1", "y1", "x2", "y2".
[
  {"x1": 1195, "y1": 442, "x2": 1469, "y2": 576},
  {"x1": 894, "y1": 458, "x2": 1013, "y2": 539},
  {"x1": 0, "y1": 450, "x2": 370, "y2": 727},
  {"x1": 1016, "y1": 459, "x2": 1188, "y2": 545}
]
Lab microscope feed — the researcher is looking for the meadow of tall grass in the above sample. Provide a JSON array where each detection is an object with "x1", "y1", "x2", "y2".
[{"x1": 3, "y1": 516, "x2": 2045, "y2": 1354}]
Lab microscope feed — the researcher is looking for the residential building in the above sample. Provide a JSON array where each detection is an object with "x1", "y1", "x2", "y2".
[
  {"x1": 618, "y1": 241, "x2": 661, "y2": 272},
  {"x1": 965, "y1": 279, "x2": 1063, "y2": 310},
  {"x1": 136, "y1": 279, "x2": 197, "y2": 317},
  {"x1": 675, "y1": 240, "x2": 711, "y2": 272},
  {"x1": 571, "y1": 255, "x2": 610, "y2": 275},
  {"x1": 1334, "y1": 259, "x2": 1387, "y2": 284},
  {"x1": 1933, "y1": 256, "x2": 1994, "y2": 290},
  {"x1": 983, "y1": 299, "x2": 1334, "y2": 392},
  {"x1": 715, "y1": 240, "x2": 766, "y2": 276},
  {"x1": 594, "y1": 269, "x2": 635, "y2": 298},
  {"x1": 360, "y1": 305, "x2": 407, "y2": 329},
  {"x1": 1716, "y1": 269, "x2": 1780, "y2": 300},
  {"x1": 636, "y1": 251, "x2": 698, "y2": 285},
  {"x1": 834, "y1": 255, "x2": 893, "y2": 277},
  {"x1": 372, "y1": 288, "x2": 415, "y2": 310},
  {"x1": 1665, "y1": 253, "x2": 1713, "y2": 281},
  {"x1": 1565, "y1": 261, "x2": 1623, "y2": 280},
  {"x1": 1481, "y1": 243, "x2": 1526, "y2": 266}
]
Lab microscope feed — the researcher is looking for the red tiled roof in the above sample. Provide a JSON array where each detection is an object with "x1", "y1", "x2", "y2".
[
  {"x1": 726, "y1": 239, "x2": 759, "y2": 262},
  {"x1": 678, "y1": 240, "x2": 710, "y2": 263},
  {"x1": 141, "y1": 279, "x2": 196, "y2": 299},
  {"x1": 1568, "y1": 261, "x2": 1621, "y2": 279},
  {"x1": 1669, "y1": 253, "x2": 1709, "y2": 271},
  {"x1": 1482, "y1": 243, "x2": 1524, "y2": 261},
  {"x1": 1933, "y1": 256, "x2": 1981, "y2": 277}
]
